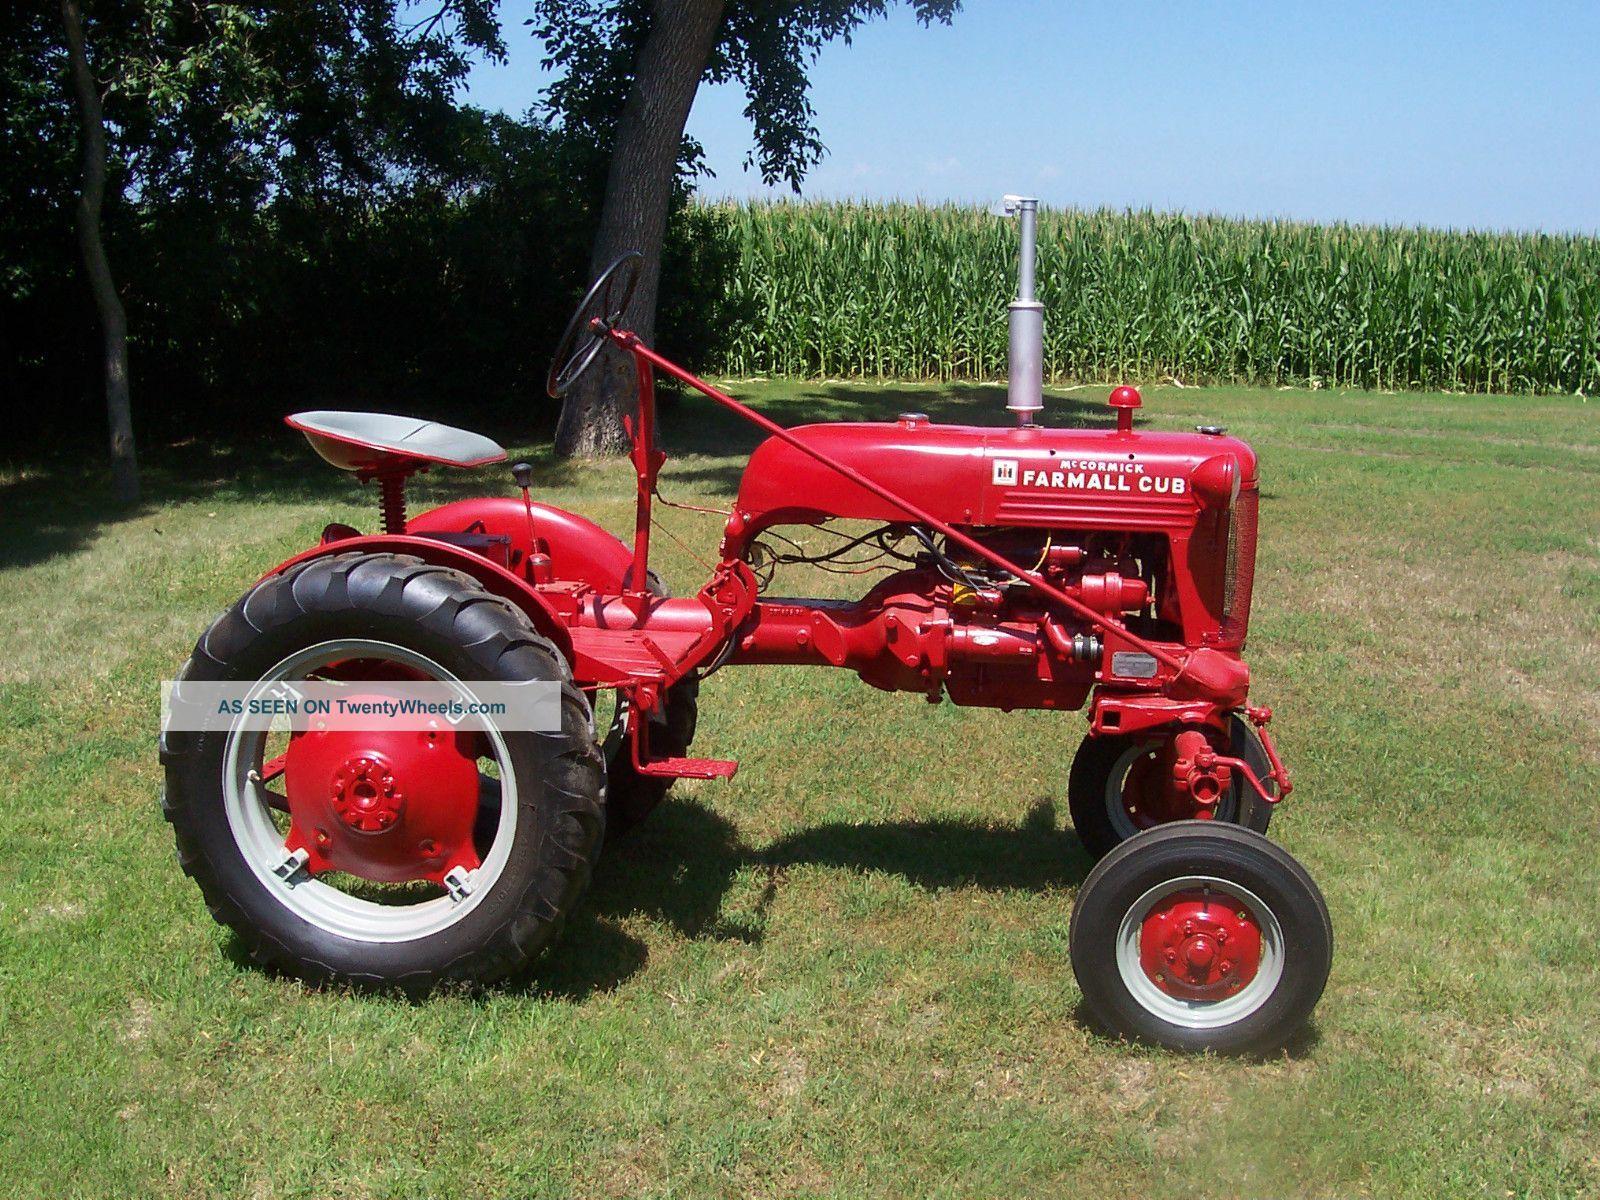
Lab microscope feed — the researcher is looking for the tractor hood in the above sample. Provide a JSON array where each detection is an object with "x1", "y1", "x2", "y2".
[{"x1": 733, "y1": 416, "x2": 1258, "y2": 534}]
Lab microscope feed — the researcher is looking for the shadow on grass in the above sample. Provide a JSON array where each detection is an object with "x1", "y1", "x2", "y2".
[
  {"x1": 529, "y1": 792, "x2": 1322, "y2": 1062},
  {"x1": 216, "y1": 794, "x2": 1322, "y2": 1060},
  {"x1": 521, "y1": 795, "x2": 1092, "y2": 1001},
  {"x1": 0, "y1": 428, "x2": 577, "y2": 571},
  {"x1": 220, "y1": 795, "x2": 1093, "y2": 1001}
]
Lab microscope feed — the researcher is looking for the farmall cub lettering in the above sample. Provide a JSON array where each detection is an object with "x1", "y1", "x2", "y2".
[
  {"x1": 994, "y1": 456, "x2": 1187, "y2": 495},
  {"x1": 163, "y1": 196, "x2": 1331, "y2": 1055}
]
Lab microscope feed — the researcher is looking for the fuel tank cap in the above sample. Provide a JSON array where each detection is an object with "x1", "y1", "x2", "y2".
[
  {"x1": 1195, "y1": 424, "x2": 1227, "y2": 435},
  {"x1": 897, "y1": 412, "x2": 929, "y2": 428}
]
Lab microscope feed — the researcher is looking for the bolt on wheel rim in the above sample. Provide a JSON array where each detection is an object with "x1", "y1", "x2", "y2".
[
  {"x1": 1114, "y1": 875, "x2": 1284, "y2": 1029},
  {"x1": 221, "y1": 639, "x2": 518, "y2": 944}
]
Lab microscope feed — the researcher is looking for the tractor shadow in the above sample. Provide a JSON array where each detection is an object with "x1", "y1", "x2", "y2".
[
  {"x1": 522, "y1": 796, "x2": 1094, "y2": 1001},
  {"x1": 529, "y1": 794, "x2": 1326, "y2": 1061}
]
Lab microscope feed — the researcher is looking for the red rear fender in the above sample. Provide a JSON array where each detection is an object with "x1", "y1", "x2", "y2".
[
  {"x1": 261, "y1": 533, "x2": 575, "y2": 659},
  {"x1": 407, "y1": 497, "x2": 634, "y2": 591},
  {"x1": 263, "y1": 499, "x2": 640, "y2": 661}
]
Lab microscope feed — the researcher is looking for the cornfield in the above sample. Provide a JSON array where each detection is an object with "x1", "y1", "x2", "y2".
[{"x1": 709, "y1": 200, "x2": 1599, "y2": 394}]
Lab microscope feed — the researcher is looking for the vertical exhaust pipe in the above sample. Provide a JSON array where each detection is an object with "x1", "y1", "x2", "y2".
[{"x1": 1003, "y1": 194, "x2": 1043, "y2": 425}]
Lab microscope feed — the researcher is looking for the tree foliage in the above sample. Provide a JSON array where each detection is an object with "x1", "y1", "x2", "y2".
[
  {"x1": 2, "y1": 0, "x2": 954, "y2": 461},
  {"x1": 2, "y1": 3, "x2": 585, "y2": 448},
  {"x1": 88, "y1": 1, "x2": 507, "y2": 205},
  {"x1": 531, "y1": 0, "x2": 959, "y2": 188}
]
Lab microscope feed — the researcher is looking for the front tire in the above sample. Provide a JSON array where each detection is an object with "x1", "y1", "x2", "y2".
[
  {"x1": 1068, "y1": 715, "x2": 1273, "y2": 860},
  {"x1": 1069, "y1": 822, "x2": 1331, "y2": 1055},
  {"x1": 160, "y1": 552, "x2": 604, "y2": 991}
]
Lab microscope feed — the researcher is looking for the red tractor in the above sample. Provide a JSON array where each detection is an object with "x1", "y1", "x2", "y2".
[{"x1": 162, "y1": 203, "x2": 1330, "y2": 1053}]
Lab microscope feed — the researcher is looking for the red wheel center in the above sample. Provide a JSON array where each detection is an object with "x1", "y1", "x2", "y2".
[
  {"x1": 281, "y1": 713, "x2": 483, "y2": 885},
  {"x1": 1122, "y1": 752, "x2": 1200, "y2": 827},
  {"x1": 331, "y1": 756, "x2": 405, "y2": 832},
  {"x1": 1182, "y1": 933, "x2": 1217, "y2": 973},
  {"x1": 1120, "y1": 738, "x2": 1227, "y2": 828},
  {"x1": 1138, "y1": 890, "x2": 1262, "y2": 1001}
]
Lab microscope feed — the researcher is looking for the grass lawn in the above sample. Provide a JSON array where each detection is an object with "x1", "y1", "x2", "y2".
[{"x1": 1, "y1": 379, "x2": 1597, "y2": 1198}]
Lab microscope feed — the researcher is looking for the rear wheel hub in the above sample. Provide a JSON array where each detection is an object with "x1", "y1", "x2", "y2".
[
  {"x1": 330, "y1": 755, "x2": 405, "y2": 832},
  {"x1": 283, "y1": 708, "x2": 481, "y2": 885}
]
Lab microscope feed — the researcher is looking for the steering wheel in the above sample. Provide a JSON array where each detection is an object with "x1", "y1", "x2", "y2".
[{"x1": 546, "y1": 251, "x2": 644, "y2": 399}]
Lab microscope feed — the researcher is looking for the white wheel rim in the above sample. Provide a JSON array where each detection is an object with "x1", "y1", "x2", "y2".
[
  {"x1": 1105, "y1": 743, "x2": 1154, "y2": 840},
  {"x1": 1114, "y1": 875, "x2": 1284, "y2": 1030},
  {"x1": 221, "y1": 639, "x2": 518, "y2": 943}
]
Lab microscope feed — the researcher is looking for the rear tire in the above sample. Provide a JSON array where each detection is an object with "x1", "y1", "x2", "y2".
[
  {"x1": 1068, "y1": 715, "x2": 1273, "y2": 860},
  {"x1": 1069, "y1": 822, "x2": 1331, "y2": 1055},
  {"x1": 160, "y1": 552, "x2": 604, "y2": 991}
]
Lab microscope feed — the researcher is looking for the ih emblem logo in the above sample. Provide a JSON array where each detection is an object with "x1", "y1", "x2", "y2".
[{"x1": 992, "y1": 459, "x2": 1019, "y2": 486}]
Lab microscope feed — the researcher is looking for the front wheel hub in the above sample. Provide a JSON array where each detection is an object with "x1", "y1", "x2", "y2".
[
  {"x1": 283, "y1": 712, "x2": 482, "y2": 885},
  {"x1": 1139, "y1": 889, "x2": 1262, "y2": 1001}
]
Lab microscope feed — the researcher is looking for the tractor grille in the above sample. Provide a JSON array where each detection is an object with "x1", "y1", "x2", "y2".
[{"x1": 1219, "y1": 485, "x2": 1258, "y2": 647}]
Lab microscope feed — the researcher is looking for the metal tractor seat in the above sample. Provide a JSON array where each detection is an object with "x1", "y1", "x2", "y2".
[
  {"x1": 286, "y1": 411, "x2": 507, "y2": 473},
  {"x1": 286, "y1": 411, "x2": 508, "y2": 536}
]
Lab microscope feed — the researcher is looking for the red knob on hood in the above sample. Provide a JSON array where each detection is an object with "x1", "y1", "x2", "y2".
[
  {"x1": 1109, "y1": 385, "x2": 1142, "y2": 409},
  {"x1": 1109, "y1": 386, "x2": 1141, "y2": 433}
]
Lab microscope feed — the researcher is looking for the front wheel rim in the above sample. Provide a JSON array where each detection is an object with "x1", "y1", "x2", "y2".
[
  {"x1": 220, "y1": 638, "x2": 519, "y2": 944},
  {"x1": 1114, "y1": 875, "x2": 1284, "y2": 1029}
]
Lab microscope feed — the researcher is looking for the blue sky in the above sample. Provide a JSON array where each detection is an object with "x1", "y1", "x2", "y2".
[{"x1": 466, "y1": 1, "x2": 1600, "y2": 234}]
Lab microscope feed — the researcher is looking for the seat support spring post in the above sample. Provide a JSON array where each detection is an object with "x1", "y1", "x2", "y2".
[{"x1": 377, "y1": 471, "x2": 407, "y2": 534}]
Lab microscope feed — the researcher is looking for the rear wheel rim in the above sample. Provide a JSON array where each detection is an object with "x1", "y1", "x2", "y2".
[
  {"x1": 221, "y1": 638, "x2": 518, "y2": 944},
  {"x1": 1114, "y1": 875, "x2": 1283, "y2": 1029}
]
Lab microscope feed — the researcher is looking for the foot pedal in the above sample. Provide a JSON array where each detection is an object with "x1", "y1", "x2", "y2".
[{"x1": 635, "y1": 756, "x2": 738, "y2": 781}]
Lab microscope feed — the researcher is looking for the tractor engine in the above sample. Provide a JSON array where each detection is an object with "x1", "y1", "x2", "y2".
[
  {"x1": 726, "y1": 402, "x2": 1261, "y2": 717},
  {"x1": 735, "y1": 524, "x2": 1171, "y2": 710}
]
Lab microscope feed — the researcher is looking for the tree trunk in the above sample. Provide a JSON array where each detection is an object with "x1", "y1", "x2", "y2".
[
  {"x1": 62, "y1": 0, "x2": 138, "y2": 504},
  {"x1": 554, "y1": 0, "x2": 725, "y2": 458}
]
